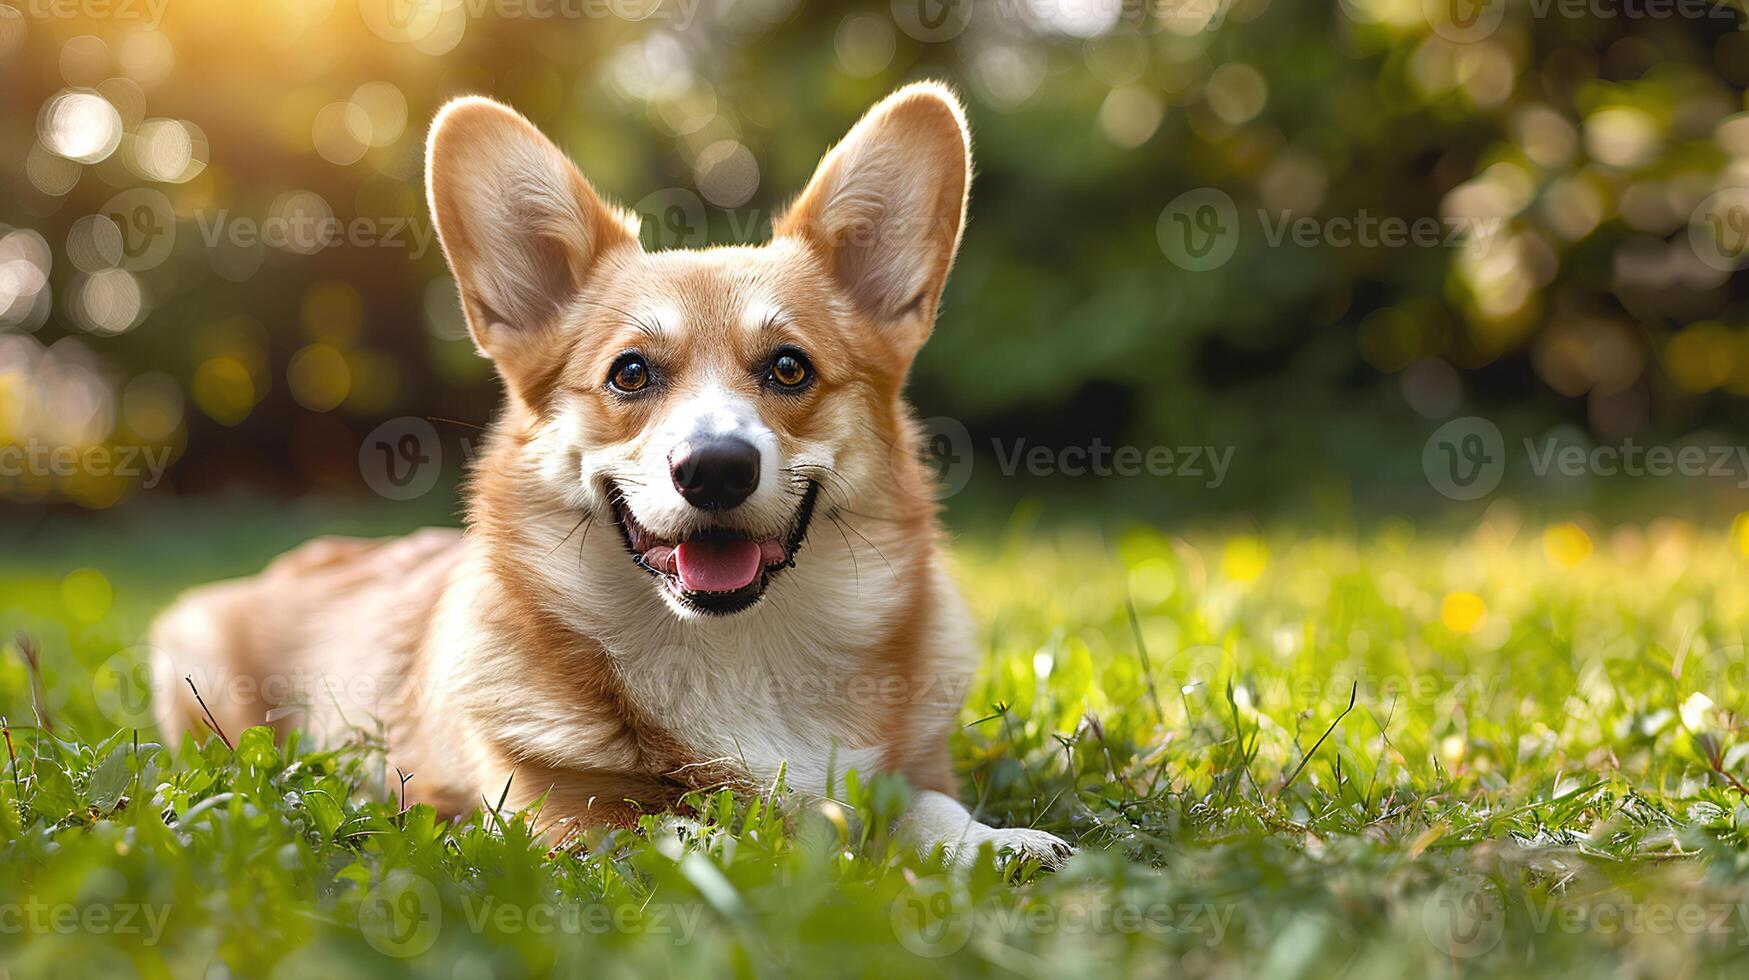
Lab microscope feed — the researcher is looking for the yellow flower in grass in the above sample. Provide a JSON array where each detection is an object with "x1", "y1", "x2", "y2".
[
  {"x1": 1441, "y1": 591, "x2": 1487, "y2": 634},
  {"x1": 1731, "y1": 512, "x2": 1749, "y2": 557},
  {"x1": 1543, "y1": 522, "x2": 1593, "y2": 569},
  {"x1": 1221, "y1": 537, "x2": 1267, "y2": 584}
]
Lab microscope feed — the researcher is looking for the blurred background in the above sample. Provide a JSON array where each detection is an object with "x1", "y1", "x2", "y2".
[{"x1": 3, "y1": 0, "x2": 1749, "y2": 533}]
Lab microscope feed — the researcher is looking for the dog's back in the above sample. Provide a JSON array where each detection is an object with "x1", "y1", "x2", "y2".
[{"x1": 151, "y1": 529, "x2": 467, "y2": 800}]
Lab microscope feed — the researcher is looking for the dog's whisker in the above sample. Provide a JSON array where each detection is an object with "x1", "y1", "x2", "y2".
[
  {"x1": 784, "y1": 467, "x2": 904, "y2": 524},
  {"x1": 785, "y1": 462, "x2": 854, "y2": 499},
  {"x1": 830, "y1": 512, "x2": 896, "y2": 583},
  {"x1": 546, "y1": 513, "x2": 592, "y2": 558},
  {"x1": 827, "y1": 512, "x2": 860, "y2": 586}
]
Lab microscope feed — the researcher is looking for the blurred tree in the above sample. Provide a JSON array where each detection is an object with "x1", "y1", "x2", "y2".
[{"x1": 1, "y1": 0, "x2": 1746, "y2": 515}]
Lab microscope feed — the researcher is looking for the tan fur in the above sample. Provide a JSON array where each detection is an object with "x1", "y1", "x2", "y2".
[{"x1": 150, "y1": 85, "x2": 1070, "y2": 866}]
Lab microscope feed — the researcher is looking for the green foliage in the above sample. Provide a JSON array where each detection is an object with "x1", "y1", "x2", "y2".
[{"x1": 8, "y1": 511, "x2": 1749, "y2": 975}]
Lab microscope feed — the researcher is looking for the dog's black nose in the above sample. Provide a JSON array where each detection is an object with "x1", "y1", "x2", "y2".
[{"x1": 670, "y1": 438, "x2": 760, "y2": 511}]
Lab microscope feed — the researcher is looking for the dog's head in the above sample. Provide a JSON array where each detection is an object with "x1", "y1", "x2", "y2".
[{"x1": 426, "y1": 84, "x2": 970, "y2": 618}]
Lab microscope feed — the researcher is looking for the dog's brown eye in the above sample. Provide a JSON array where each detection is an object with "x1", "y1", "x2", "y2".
[
  {"x1": 610, "y1": 355, "x2": 650, "y2": 393},
  {"x1": 770, "y1": 352, "x2": 810, "y2": 388}
]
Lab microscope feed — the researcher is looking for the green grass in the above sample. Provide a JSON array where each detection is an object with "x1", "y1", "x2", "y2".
[{"x1": 8, "y1": 502, "x2": 1749, "y2": 977}]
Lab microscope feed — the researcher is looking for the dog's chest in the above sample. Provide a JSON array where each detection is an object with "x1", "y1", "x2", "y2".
[{"x1": 611, "y1": 624, "x2": 890, "y2": 796}]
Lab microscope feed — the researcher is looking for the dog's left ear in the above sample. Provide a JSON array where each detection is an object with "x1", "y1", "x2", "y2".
[{"x1": 776, "y1": 82, "x2": 970, "y2": 356}]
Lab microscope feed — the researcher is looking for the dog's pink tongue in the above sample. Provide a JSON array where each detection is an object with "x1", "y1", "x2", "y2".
[{"x1": 675, "y1": 539, "x2": 762, "y2": 593}]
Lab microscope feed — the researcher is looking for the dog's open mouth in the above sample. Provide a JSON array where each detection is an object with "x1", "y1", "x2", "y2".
[{"x1": 610, "y1": 482, "x2": 819, "y2": 615}]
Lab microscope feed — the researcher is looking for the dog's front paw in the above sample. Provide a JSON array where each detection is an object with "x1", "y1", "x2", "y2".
[
  {"x1": 903, "y1": 790, "x2": 1075, "y2": 874},
  {"x1": 973, "y1": 827, "x2": 1075, "y2": 872}
]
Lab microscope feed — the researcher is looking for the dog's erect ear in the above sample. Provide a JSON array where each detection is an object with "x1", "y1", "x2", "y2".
[
  {"x1": 776, "y1": 82, "x2": 970, "y2": 353},
  {"x1": 426, "y1": 97, "x2": 636, "y2": 392}
]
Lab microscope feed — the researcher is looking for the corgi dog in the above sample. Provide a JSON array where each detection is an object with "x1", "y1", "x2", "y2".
[{"x1": 150, "y1": 83, "x2": 1071, "y2": 868}]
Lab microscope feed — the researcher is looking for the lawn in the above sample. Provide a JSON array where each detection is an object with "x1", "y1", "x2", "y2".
[{"x1": 6, "y1": 501, "x2": 1749, "y2": 977}]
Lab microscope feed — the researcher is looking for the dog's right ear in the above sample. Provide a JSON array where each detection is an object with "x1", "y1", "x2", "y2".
[{"x1": 426, "y1": 97, "x2": 636, "y2": 399}]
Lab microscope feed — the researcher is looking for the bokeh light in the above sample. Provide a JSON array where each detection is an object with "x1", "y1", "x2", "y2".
[
  {"x1": 39, "y1": 91, "x2": 124, "y2": 164},
  {"x1": 694, "y1": 140, "x2": 760, "y2": 209},
  {"x1": 288, "y1": 344, "x2": 351, "y2": 412}
]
